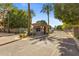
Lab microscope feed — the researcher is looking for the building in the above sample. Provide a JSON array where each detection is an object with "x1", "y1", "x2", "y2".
[{"x1": 32, "y1": 23, "x2": 49, "y2": 34}]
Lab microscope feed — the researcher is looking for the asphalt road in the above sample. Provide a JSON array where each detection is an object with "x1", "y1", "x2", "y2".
[{"x1": 0, "y1": 31, "x2": 79, "y2": 56}]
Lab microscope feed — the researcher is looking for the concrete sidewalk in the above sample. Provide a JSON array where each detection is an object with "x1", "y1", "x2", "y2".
[
  {"x1": 65, "y1": 31, "x2": 79, "y2": 51},
  {"x1": 0, "y1": 33, "x2": 15, "y2": 37},
  {"x1": 0, "y1": 33, "x2": 48, "y2": 46},
  {"x1": 0, "y1": 33, "x2": 54, "y2": 46},
  {"x1": 0, "y1": 35, "x2": 20, "y2": 46}
]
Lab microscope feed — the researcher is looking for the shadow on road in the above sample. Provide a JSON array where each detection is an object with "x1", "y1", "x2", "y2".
[
  {"x1": 30, "y1": 35, "x2": 79, "y2": 56},
  {"x1": 30, "y1": 35, "x2": 59, "y2": 45},
  {"x1": 58, "y1": 38, "x2": 79, "y2": 56}
]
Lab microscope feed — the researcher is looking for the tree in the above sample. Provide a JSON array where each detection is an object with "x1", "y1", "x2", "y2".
[
  {"x1": 62, "y1": 23, "x2": 72, "y2": 30},
  {"x1": 3, "y1": 7, "x2": 28, "y2": 33},
  {"x1": 27, "y1": 3, "x2": 31, "y2": 35},
  {"x1": 0, "y1": 3, "x2": 14, "y2": 32},
  {"x1": 5, "y1": 8, "x2": 28, "y2": 28},
  {"x1": 41, "y1": 3, "x2": 53, "y2": 34},
  {"x1": 54, "y1": 3, "x2": 79, "y2": 25},
  {"x1": 54, "y1": 25, "x2": 63, "y2": 30},
  {"x1": 54, "y1": 3, "x2": 79, "y2": 38},
  {"x1": 27, "y1": 3, "x2": 35, "y2": 35},
  {"x1": 36, "y1": 20, "x2": 47, "y2": 26}
]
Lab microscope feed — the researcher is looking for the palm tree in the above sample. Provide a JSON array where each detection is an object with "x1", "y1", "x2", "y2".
[
  {"x1": 27, "y1": 3, "x2": 31, "y2": 35},
  {"x1": 27, "y1": 9, "x2": 35, "y2": 27},
  {"x1": 41, "y1": 4, "x2": 53, "y2": 34},
  {"x1": 27, "y1": 3, "x2": 36, "y2": 36}
]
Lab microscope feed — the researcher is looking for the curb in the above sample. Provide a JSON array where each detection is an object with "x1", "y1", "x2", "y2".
[
  {"x1": 67, "y1": 32, "x2": 79, "y2": 51},
  {"x1": 0, "y1": 34, "x2": 51, "y2": 46},
  {"x1": 0, "y1": 37, "x2": 20, "y2": 46}
]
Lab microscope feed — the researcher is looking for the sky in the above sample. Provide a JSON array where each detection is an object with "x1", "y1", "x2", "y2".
[{"x1": 13, "y1": 3, "x2": 63, "y2": 27}]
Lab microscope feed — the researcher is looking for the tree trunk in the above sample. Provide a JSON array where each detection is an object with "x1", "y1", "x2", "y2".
[
  {"x1": 27, "y1": 3, "x2": 31, "y2": 36},
  {"x1": 73, "y1": 26, "x2": 79, "y2": 39},
  {"x1": 47, "y1": 12, "x2": 49, "y2": 35},
  {"x1": 7, "y1": 13, "x2": 10, "y2": 33},
  {"x1": 44, "y1": 26, "x2": 46, "y2": 34}
]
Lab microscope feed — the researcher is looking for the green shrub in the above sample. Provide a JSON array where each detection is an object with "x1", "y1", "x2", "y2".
[
  {"x1": 75, "y1": 35, "x2": 79, "y2": 39},
  {"x1": 19, "y1": 32, "x2": 27, "y2": 39}
]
